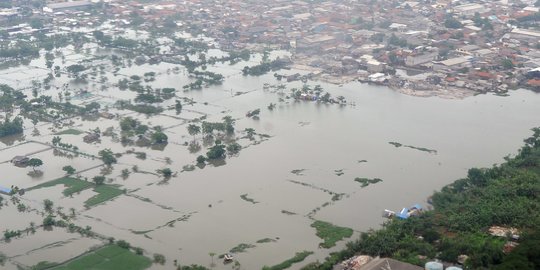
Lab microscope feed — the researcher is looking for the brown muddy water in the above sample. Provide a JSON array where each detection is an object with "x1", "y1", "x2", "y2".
[{"x1": 0, "y1": 46, "x2": 540, "y2": 270}]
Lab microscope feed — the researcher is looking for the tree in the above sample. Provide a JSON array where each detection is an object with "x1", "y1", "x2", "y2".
[
  {"x1": 43, "y1": 199, "x2": 53, "y2": 212},
  {"x1": 227, "y1": 142, "x2": 242, "y2": 155},
  {"x1": 151, "y1": 131, "x2": 168, "y2": 144},
  {"x1": 502, "y1": 59, "x2": 514, "y2": 70},
  {"x1": 245, "y1": 128, "x2": 256, "y2": 140},
  {"x1": 92, "y1": 176, "x2": 105, "y2": 185},
  {"x1": 445, "y1": 17, "x2": 463, "y2": 29},
  {"x1": 196, "y1": 155, "x2": 206, "y2": 164},
  {"x1": 0, "y1": 117, "x2": 24, "y2": 137},
  {"x1": 43, "y1": 216, "x2": 55, "y2": 227},
  {"x1": 209, "y1": 252, "x2": 216, "y2": 268},
  {"x1": 84, "y1": 102, "x2": 101, "y2": 113},
  {"x1": 30, "y1": 18, "x2": 44, "y2": 29},
  {"x1": 154, "y1": 253, "x2": 166, "y2": 265},
  {"x1": 206, "y1": 143, "x2": 226, "y2": 160},
  {"x1": 117, "y1": 240, "x2": 130, "y2": 249},
  {"x1": 223, "y1": 116, "x2": 235, "y2": 133},
  {"x1": 27, "y1": 158, "x2": 43, "y2": 171},
  {"x1": 62, "y1": 165, "x2": 76, "y2": 175},
  {"x1": 121, "y1": 169, "x2": 130, "y2": 179},
  {"x1": 157, "y1": 168, "x2": 173, "y2": 178},
  {"x1": 98, "y1": 149, "x2": 117, "y2": 166},
  {"x1": 187, "y1": 124, "x2": 201, "y2": 141},
  {"x1": 175, "y1": 100, "x2": 182, "y2": 114}
]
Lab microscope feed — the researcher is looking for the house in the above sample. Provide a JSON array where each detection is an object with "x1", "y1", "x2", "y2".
[
  {"x1": 509, "y1": 28, "x2": 540, "y2": 43},
  {"x1": 334, "y1": 257, "x2": 423, "y2": 270},
  {"x1": 83, "y1": 133, "x2": 100, "y2": 143},
  {"x1": 433, "y1": 56, "x2": 472, "y2": 71},
  {"x1": 11, "y1": 156, "x2": 29, "y2": 166},
  {"x1": 405, "y1": 50, "x2": 438, "y2": 67},
  {"x1": 0, "y1": 186, "x2": 12, "y2": 195},
  {"x1": 99, "y1": 112, "x2": 115, "y2": 119},
  {"x1": 44, "y1": 1, "x2": 92, "y2": 13},
  {"x1": 453, "y1": 3, "x2": 487, "y2": 17}
]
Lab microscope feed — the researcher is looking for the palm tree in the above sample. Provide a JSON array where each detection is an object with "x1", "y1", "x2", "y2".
[{"x1": 209, "y1": 252, "x2": 216, "y2": 268}]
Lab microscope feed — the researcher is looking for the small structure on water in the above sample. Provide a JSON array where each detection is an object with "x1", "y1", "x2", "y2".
[
  {"x1": 223, "y1": 254, "x2": 234, "y2": 263},
  {"x1": 0, "y1": 186, "x2": 13, "y2": 195},
  {"x1": 11, "y1": 156, "x2": 29, "y2": 167},
  {"x1": 83, "y1": 133, "x2": 100, "y2": 143},
  {"x1": 382, "y1": 204, "x2": 423, "y2": 219}
]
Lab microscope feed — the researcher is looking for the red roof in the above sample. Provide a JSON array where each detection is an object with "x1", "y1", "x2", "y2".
[
  {"x1": 475, "y1": 71, "x2": 495, "y2": 79},
  {"x1": 527, "y1": 79, "x2": 540, "y2": 87}
]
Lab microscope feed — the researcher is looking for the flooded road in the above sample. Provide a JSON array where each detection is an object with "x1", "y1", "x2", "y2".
[{"x1": 1, "y1": 46, "x2": 539, "y2": 270}]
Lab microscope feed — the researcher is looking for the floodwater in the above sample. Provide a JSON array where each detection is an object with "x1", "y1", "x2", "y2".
[{"x1": 1, "y1": 45, "x2": 540, "y2": 270}]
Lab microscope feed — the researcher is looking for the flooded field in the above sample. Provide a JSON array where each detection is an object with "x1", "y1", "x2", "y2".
[{"x1": 1, "y1": 43, "x2": 540, "y2": 270}]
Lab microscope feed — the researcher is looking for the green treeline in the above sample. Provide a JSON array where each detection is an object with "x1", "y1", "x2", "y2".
[
  {"x1": 303, "y1": 128, "x2": 540, "y2": 270},
  {"x1": 0, "y1": 117, "x2": 23, "y2": 137}
]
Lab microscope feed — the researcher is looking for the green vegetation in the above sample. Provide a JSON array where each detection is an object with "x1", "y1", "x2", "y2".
[
  {"x1": 62, "y1": 166, "x2": 76, "y2": 175},
  {"x1": 256, "y1": 238, "x2": 276, "y2": 243},
  {"x1": 262, "y1": 251, "x2": 313, "y2": 270},
  {"x1": 27, "y1": 158, "x2": 43, "y2": 171},
  {"x1": 303, "y1": 128, "x2": 540, "y2": 270},
  {"x1": 84, "y1": 185, "x2": 123, "y2": 207},
  {"x1": 92, "y1": 176, "x2": 106, "y2": 185},
  {"x1": 229, "y1": 243, "x2": 256, "y2": 253},
  {"x1": 354, "y1": 177, "x2": 383, "y2": 188},
  {"x1": 28, "y1": 177, "x2": 121, "y2": 207},
  {"x1": 55, "y1": 129, "x2": 83, "y2": 135},
  {"x1": 0, "y1": 117, "x2": 23, "y2": 137},
  {"x1": 153, "y1": 253, "x2": 166, "y2": 265},
  {"x1": 99, "y1": 149, "x2": 117, "y2": 166},
  {"x1": 28, "y1": 177, "x2": 92, "y2": 196},
  {"x1": 51, "y1": 245, "x2": 151, "y2": 270},
  {"x1": 242, "y1": 58, "x2": 289, "y2": 76},
  {"x1": 311, "y1": 220, "x2": 354, "y2": 248},
  {"x1": 240, "y1": 194, "x2": 258, "y2": 204},
  {"x1": 31, "y1": 261, "x2": 58, "y2": 270},
  {"x1": 206, "y1": 142, "x2": 226, "y2": 160},
  {"x1": 389, "y1": 141, "x2": 437, "y2": 154}
]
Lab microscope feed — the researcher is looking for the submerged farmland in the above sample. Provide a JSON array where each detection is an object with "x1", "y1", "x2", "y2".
[{"x1": 0, "y1": 30, "x2": 540, "y2": 270}]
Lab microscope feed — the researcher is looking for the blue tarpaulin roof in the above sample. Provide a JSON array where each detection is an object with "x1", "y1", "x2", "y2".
[
  {"x1": 397, "y1": 208, "x2": 410, "y2": 219},
  {"x1": 0, "y1": 186, "x2": 12, "y2": 194}
]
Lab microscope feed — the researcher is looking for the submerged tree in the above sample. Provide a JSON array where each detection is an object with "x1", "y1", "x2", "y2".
[
  {"x1": 27, "y1": 158, "x2": 43, "y2": 171},
  {"x1": 98, "y1": 149, "x2": 117, "y2": 166}
]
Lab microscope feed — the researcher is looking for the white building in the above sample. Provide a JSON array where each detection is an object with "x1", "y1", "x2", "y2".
[{"x1": 454, "y1": 3, "x2": 487, "y2": 16}]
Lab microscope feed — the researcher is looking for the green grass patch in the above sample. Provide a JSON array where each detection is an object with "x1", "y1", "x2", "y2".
[
  {"x1": 51, "y1": 244, "x2": 151, "y2": 270},
  {"x1": 84, "y1": 185, "x2": 124, "y2": 208},
  {"x1": 31, "y1": 261, "x2": 59, "y2": 270},
  {"x1": 229, "y1": 243, "x2": 256, "y2": 253},
  {"x1": 311, "y1": 220, "x2": 353, "y2": 248},
  {"x1": 27, "y1": 177, "x2": 93, "y2": 196},
  {"x1": 261, "y1": 251, "x2": 313, "y2": 270},
  {"x1": 354, "y1": 177, "x2": 383, "y2": 188},
  {"x1": 55, "y1": 129, "x2": 84, "y2": 135},
  {"x1": 95, "y1": 245, "x2": 128, "y2": 258}
]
